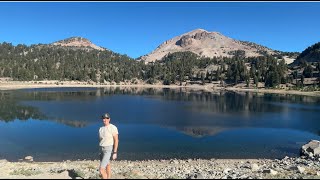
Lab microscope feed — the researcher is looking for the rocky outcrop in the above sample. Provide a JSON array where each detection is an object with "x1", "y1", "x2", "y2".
[
  {"x1": 52, "y1": 37, "x2": 106, "y2": 51},
  {"x1": 301, "y1": 140, "x2": 320, "y2": 159},
  {"x1": 176, "y1": 35, "x2": 194, "y2": 48}
]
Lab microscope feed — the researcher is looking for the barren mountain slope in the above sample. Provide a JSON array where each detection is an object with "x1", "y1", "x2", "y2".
[{"x1": 139, "y1": 29, "x2": 276, "y2": 63}]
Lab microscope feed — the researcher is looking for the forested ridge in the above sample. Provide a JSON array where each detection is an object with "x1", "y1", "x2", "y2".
[{"x1": 0, "y1": 41, "x2": 319, "y2": 89}]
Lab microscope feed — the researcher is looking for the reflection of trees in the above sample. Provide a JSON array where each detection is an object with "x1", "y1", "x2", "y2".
[
  {"x1": 17, "y1": 87, "x2": 320, "y2": 106},
  {"x1": 159, "y1": 90, "x2": 320, "y2": 115},
  {"x1": 1, "y1": 87, "x2": 319, "y2": 131},
  {"x1": 17, "y1": 88, "x2": 103, "y2": 101},
  {"x1": 0, "y1": 92, "x2": 46, "y2": 122}
]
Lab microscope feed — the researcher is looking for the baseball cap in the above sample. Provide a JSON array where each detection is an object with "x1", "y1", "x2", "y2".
[{"x1": 101, "y1": 113, "x2": 110, "y2": 119}]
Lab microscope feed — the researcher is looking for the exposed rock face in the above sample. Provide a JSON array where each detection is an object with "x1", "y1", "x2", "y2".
[
  {"x1": 301, "y1": 140, "x2": 320, "y2": 159},
  {"x1": 139, "y1": 28, "x2": 276, "y2": 63},
  {"x1": 52, "y1": 37, "x2": 106, "y2": 51},
  {"x1": 176, "y1": 35, "x2": 194, "y2": 48}
]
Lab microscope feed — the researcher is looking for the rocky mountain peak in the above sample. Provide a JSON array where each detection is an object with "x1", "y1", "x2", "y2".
[
  {"x1": 139, "y1": 28, "x2": 276, "y2": 63},
  {"x1": 52, "y1": 37, "x2": 106, "y2": 51}
]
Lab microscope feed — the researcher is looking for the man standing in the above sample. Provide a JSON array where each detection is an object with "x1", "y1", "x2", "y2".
[{"x1": 99, "y1": 113, "x2": 119, "y2": 179}]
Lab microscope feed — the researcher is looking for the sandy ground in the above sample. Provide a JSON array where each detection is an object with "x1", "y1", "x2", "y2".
[{"x1": 0, "y1": 80, "x2": 319, "y2": 97}]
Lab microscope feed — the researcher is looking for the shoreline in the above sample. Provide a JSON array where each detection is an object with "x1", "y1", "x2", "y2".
[
  {"x1": 0, "y1": 157, "x2": 319, "y2": 179},
  {"x1": 0, "y1": 80, "x2": 320, "y2": 97}
]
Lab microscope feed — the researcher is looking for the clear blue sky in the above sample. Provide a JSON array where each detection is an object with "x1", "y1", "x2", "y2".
[{"x1": 0, "y1": 2, "x2": 320, "y2": 58}]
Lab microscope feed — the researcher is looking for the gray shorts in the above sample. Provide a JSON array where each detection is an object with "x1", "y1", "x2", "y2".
[{"x1": 99, "y1": 146, "x2": 113, "y2": 168}]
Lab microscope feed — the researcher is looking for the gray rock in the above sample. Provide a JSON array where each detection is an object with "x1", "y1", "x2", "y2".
[
  {"x1": 24, "y1": 156, "x2": 33, "y2": 161},
  {"x1": 170, "y1": 160, "x2": 179, "y2": 164},
  {"x1": 241, "y1": 163, "x2": 251, "y2": 169},
  {"x1": 301, "y1": 140, "x2": 320, "y2": 159},
  {"x1": 223, "y1": 168, "x2": 232, "y2": 174},
  {"x1": 283, "y1": 156, "x2": 290, "y2": 160},
  {"x1": 270, "y1": 169, "x2": 278, "y2": 176},
  {"x1": 187, "y1": 173, "x2": 204, "y2": 179},
  {"x1": 239, "y1": 174, "x2": 248, "y2": 179},
  {"x1": 251, "y1": 163, "x2": 260, "y2": 171},
  {"x1": 317, "y1": 171, "x2": 320, "y2": 176},
  {"x1": 297, "y1": 166, "x2": 305, "y2": 174},
  {"x1": 262, "y1": 169, "x2": 278, "y2": 175}
]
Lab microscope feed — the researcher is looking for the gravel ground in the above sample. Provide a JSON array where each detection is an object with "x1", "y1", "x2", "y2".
[{"x1": 0, "y1": 156, "x2": 319, "y2": 179}]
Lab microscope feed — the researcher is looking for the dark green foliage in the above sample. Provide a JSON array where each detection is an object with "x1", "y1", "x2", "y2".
[
  {"x1": 294, "y1": 42, "x2": 320, "y2": 64},
  {"x1": 303, "y1": 64, "x2": 313, "y2": 78},
  {"x1": 157, "y1": 51, "x2": 220, "y2": 84},
  {"x1": 0, "y1": 42, "x2": 141, "y2": 82},
  {"x1": 301, "y1": 75, "x2": 305, "y2": 87},
  {"x1": 225, "y1": 55, "x2": 253, "y2": 84}
]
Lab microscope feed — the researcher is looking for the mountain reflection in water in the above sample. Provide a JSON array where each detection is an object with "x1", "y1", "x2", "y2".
[
  {"x1": 1, "y1": 87, "x2": 319, "y2": 137},
  {"x1": 0, "y1": 87, "x2": 319, "y2": 161}
]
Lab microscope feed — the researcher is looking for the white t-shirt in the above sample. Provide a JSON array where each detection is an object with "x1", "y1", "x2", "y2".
[{"x1": 99, "y1": 124, "x2": 119, "y2": 147}]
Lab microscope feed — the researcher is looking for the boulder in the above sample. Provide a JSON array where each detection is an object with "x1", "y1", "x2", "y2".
[
  {"x1": 24, "y1": 156, "x2": 34, "y2": 161},
  {"x1": 223, "y1": 168, "x2": 232, "y2": 174},
  {"x1": 251, "y1": 163, "x2": 260, "y2": 171},
  {"x1": 297, "y1": 166, "x2": 305, "y2": 174},
  {"x1": 301, "y1": 140, "x2": 320, "y2": 159},
  {"x1": 263, "y1": 169, "x2": 278, "y2": 175}
]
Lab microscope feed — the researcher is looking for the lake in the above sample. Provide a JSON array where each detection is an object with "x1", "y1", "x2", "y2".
[{"x1": 0, "y1": 87, "x2": 319, "y2": 162}]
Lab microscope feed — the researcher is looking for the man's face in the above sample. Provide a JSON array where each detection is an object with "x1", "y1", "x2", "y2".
[{"x1": 103, "y1": 117, "x2": 110, "y2": 125}]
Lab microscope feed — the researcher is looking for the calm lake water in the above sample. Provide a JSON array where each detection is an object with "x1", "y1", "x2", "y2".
[{"x1": 0, "y1": 87, "x2": 319, "y2": 162}]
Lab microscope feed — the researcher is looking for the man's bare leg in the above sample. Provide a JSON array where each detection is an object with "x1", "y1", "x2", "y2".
[
  {"x1": 100, "y1": 167, "x2": 108, "y2": 179},
  {"x1": 106, "y1": 164, "x2": 111, "y2": 179}
]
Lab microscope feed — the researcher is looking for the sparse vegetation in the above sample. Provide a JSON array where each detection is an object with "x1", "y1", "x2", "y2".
[{"x1": 9, "y1": 168, "x2": 42, "y2": 176}]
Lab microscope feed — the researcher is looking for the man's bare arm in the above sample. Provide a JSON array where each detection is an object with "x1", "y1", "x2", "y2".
[{"x1": 113, "y1": 134, "x2": 119, "y2": 153}]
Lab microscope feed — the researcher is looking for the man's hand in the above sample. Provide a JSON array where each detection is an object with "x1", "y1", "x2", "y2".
[{"x1": 112, "y1": 153, "x2": 117, "y2": 160}]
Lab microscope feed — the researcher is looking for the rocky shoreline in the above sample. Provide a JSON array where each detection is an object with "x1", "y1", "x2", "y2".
[
  {"x1": 0, "y1": 80, "x2": 320, "y2": 97},
  {"x1": 0, "y1": 157, "x2": 319, "y2": 179},
  {"x1": 0, "y1": 140, "x2": 319, "y2": 179}
]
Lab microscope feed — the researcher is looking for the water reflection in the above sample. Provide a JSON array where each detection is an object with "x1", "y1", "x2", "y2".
[
  {"x1": 1, "y1": 87, "x2": 320, "y2": 161},
  {"x1": 0, "y1": 87, "x2": 319, "y2": 137},
  {"x1": 0, "y1": 92, "x2": 46, "y2": 122}
]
